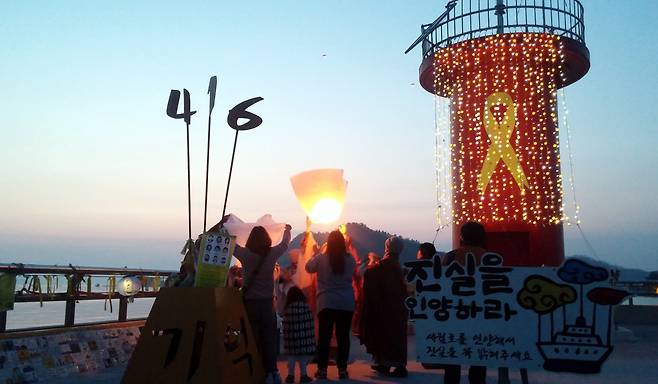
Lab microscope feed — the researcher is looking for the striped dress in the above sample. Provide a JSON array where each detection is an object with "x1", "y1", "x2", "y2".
[{"x1": 282, "y1": 301, "x2": 316, "y2": 356}]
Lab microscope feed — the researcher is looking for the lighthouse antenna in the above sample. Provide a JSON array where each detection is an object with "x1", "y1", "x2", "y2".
[{"x1": 495, "y1": 0, "x2": 506, "y2": 34}]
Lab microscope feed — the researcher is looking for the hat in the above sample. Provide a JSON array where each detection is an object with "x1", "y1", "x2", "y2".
[{"x1": 384, "y1": 236, "x2": 404, "y2": 257}]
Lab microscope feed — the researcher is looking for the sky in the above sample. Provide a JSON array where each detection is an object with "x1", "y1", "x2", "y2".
[{"x1": 1, "y1": 1, "x2": 657, "y2": 271}]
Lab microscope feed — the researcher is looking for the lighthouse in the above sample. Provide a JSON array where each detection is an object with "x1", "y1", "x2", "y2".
[{"x1": 407, "y1": 0, "x2": 590, "y2": 266}]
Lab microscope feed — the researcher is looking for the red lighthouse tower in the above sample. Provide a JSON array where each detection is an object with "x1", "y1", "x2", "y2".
[{"x1": 407, "y1": 0, "x2": 590, "y2": 266}]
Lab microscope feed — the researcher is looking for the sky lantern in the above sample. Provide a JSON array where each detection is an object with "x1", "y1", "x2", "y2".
[{"x1": 290, "y1": 169, "x2": 348, "y2": 224}]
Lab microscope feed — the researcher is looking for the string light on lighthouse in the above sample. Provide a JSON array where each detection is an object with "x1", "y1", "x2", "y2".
[
  {"x1": 558, "y1": 88, "x2": 581, "y2": 227},
  {"x1": 432, "y1": 38, "x2": 455, "y2": 236},
  {"x1": 433, "y1": 93, "x2": 452, "y2": 233},
  {"x1": 432, "y1": 33, "x2": 568, "y2": 226}
]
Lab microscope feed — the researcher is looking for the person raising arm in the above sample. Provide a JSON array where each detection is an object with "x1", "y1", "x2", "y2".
[{"x1": 229, "y1": 221, "x2": 292, "y2": 384}]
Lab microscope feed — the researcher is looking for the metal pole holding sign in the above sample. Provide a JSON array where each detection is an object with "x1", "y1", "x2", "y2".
[
  {"x1": 221, "y1": 97, "x2": 264, "y2": 220},
  {"x1": 203, "y1": 76, "x2": 218, "y2": 233},
  {"x1": 166, "y1": 89, "x2": 197, "y2": 242}
]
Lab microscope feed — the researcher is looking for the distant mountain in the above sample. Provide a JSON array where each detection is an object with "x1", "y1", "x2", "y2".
[
  {"x1": 281, "y1": 224, "x2": 653, "y2": 281},
  {"x1": 283, "y1": 223, "x2": 423, "y2": 266},
  {"x1": 568, "y1": 255, "x2": 650, "y2": 281}
]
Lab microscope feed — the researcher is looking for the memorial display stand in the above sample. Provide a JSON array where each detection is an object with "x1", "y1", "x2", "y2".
[{"x1": 122, "y1": 287, "x2": 264, "y2": 384}]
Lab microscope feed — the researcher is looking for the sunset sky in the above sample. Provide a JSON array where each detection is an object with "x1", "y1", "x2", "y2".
[{"x1": 1, "y1": 1, "x2": 657, "y2": 270}]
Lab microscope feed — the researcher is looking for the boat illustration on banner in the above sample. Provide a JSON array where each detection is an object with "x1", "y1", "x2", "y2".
[
  {"x1": 517, "y1": 259, "x2": 629, "y2": 374},
  {"x1": 537, "y1": 317, "x2": 612, "y2": 373}
]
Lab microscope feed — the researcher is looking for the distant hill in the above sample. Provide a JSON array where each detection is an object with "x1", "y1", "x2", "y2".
[
  {"x1": 283, "y1": 223, "x2": 423, "y2": 266},
  {"x1": 280, "y1": 224, "x2": 653, "y2": 280},
  {"x1": 568, "y1": 255, "x2": 650, "y2": 281}
]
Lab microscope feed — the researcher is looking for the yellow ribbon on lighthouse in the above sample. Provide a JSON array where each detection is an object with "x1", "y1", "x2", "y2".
[{"x1": 477, "y1": 92, "x2": 529, "y2": 194}]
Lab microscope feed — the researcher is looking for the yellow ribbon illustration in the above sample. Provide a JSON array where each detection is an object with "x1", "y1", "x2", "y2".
[{"x1": 478, "y1": 92, "x2": 529, "y2": 194}]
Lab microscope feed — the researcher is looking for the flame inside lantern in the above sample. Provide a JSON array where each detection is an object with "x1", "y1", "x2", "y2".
[
  {"x1": 290, "y1": 169, "x2": 348, "y2": 224},
  {"x1": 310, "y1": 198, "x2": 343, "y2": 224}
]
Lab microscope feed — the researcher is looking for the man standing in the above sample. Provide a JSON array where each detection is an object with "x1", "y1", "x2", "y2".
[
  {"x1": 359, "y1": 236, "x2": 409, "y2": 378},
  {"x1": 443, "y1": 221, "x2": 488, "y2": 384}
]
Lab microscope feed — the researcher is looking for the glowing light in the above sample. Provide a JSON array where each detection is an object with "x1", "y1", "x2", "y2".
[
  {"x1": 310, "y1": 198, "x2": 343, "y2": 224},
  {"x1": 434, "y1": 95, "x2": 452, "y2": 230},
  {"x1": 290, "y1": 169, "x2": 348, "y2": 225},
  {"x1": 431, "y1": 33, "x2": 566, "y2": 226},
  {"x1": 118, "y1": 276, "x2": 142, "y2": 297}
]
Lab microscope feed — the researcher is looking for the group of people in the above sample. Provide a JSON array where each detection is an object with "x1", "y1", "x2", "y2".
[{"x1": 183, "y1": 217, "x2": 492, "y2": 384}]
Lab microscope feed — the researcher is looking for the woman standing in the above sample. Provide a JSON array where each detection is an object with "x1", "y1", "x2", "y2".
[
  {"x1": 233, "y1": 224, "x2": 292, "y2": 384},
  {"x1": 305, "y1": 230, "x2": 356, "y2": 380}
]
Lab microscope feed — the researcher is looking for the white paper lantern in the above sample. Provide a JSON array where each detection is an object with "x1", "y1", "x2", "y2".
[{"x1": 118, "y1": 276, "x2": 142, "y2": 297}]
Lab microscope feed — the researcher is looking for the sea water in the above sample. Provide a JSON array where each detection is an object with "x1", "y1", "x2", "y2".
[
  {"x1": 3, "y1": 284, "x2": 656, "y2": 331},
  {"x1": 5, "y1": 298, "x2": 155, "y2": 330},
  {"x1": 4, "y1": 275, "x2": 157, "y2": 330},
  {"x1": 624, "y1": 296, "x2": 658, "y2": 306}
]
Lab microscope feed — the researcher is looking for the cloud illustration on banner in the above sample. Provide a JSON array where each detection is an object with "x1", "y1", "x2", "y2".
[
  {"x1": 557, "y1": 259, "x2": 608, "y2": 285},
  {"x1": 517, "y1": 275, "x2": 577, "y2": 314}
]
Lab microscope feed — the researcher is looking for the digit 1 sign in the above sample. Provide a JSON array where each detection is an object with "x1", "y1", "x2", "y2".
[{"x1": 203, "y1": 76, "x2": 218, "y2": 233}]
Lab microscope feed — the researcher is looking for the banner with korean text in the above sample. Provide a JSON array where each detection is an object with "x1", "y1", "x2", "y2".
[{"x1": 404, "y1": 255, "x2": 628, "y2": 374}]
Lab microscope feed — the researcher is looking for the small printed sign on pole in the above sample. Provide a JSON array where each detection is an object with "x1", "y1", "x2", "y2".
[{"x1": 194, "y1": 229, "x2": 236, "y2": 288}]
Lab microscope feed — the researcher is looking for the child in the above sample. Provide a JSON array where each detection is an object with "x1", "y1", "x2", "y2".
[{"x1": 282, "y1": 286, "x2": 315, "y2": 383}]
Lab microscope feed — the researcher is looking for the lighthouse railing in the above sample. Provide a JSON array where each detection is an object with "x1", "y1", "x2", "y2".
[{"x1": 418, "y1": 0, "x2": 585, "y2": 60}]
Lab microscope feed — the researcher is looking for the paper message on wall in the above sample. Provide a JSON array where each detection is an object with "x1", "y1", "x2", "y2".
[
  {"x1": 405, "y1": 255, "x2": 628, "y2": 374},
  {"x1": 0, "y1": 324, "x2": 139, "y2": 383},
  {"x1": 195, "y1": 230, "x2": 236, "y2": 288}
]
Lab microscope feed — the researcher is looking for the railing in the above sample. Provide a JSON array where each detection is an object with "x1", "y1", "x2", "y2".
[
  {"x1": 613, "y1": 280, "x2": 658, "y2": 304},
  {"x1": 410, "y1": 0, "x2": 586, "y2": 60},
  {"x1": 0, "y1": 263, "x2": 176, "y2": 332}
]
